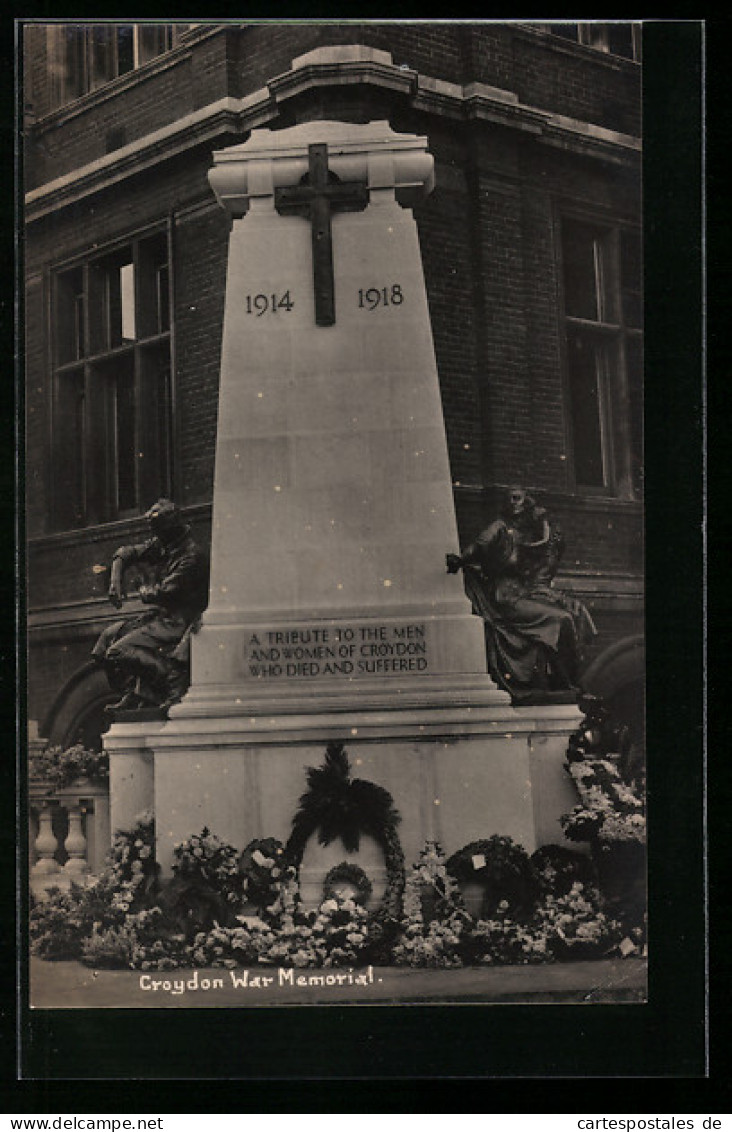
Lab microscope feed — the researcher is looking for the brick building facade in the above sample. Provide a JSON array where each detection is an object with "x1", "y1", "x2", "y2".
[{"x1": 23, "y1": 22, "x2": 644, "y2": 749}]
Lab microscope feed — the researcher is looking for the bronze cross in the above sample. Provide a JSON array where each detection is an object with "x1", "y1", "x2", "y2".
[{"x1": 274, "y1": 143, "x2": 369, "y2": 326}]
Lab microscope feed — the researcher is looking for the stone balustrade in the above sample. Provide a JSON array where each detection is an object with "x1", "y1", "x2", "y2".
[{"x1": 29, "y1": 778, "x2": 111, "y2": 898}]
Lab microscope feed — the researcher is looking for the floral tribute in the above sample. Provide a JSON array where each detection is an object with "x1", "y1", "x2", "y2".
[
  {"x1": 561, "y1": 697, "x2": 646, "y2": 941},
  {"x1": 161, "y1": 828, "x2": 246, "y2": 939},
  {"x1": 446, "y1": 836, "x2": 537, "y2": 920},
  {"x1": 105, "y1": 810, "x2": 160, "y2": 912},
  {"x1": 531, "y1": 882, "x2": 623, "y2": 961},
  {"x1": 322, "y1": 862, "x2": 373, "y2": 906},
  {"x1": 30, "y1": 823, "x2": 634, "y2": 970},
  {"x1": 285, "y1": 742, "x2": 405, "y2": 923},
  {"x1": 530, "y1": 844, "x2": 595, "y2": 898},
  {"x1": 237, "y1": 838, "x2": 299, "y2": 919},
  {"x1": 30, "y1": 811, "x2": 161, "y2": 962},
  {"x1": 29, "y1": 743, "x2": 109, "y2": 790},
  {"x1": 561, "y1": 759, "x2": 646, "y2": 847},
  {"x1": 392, "y1": 842, "x2": 471, "y2": 968},
  {"x1": 259, "y1": 894, "x2": 374, "y2": 969},
  {"x1": 29, "y1": 721, "x2": 646, "y2": 970}
]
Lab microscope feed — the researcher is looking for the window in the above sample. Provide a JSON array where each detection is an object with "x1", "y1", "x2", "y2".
[
  {"x1": 560, "y1": 216, "x2": 643, "y2": 497},
  {"x1": 544, "y1": 23, "x2": 642, "y2": 62},
  {"x1": 51, "y1": 230, "x2": 173, "y2": 529},
  {"x1": 46, "y1": 24, "x2": 192, "y2": 110}
]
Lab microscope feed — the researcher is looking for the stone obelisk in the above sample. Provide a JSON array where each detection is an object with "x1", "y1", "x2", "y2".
[{"x1": 181, "y1": 120, "x2": 505, "y2": 719}]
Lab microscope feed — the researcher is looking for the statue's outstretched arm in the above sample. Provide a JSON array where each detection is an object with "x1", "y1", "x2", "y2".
[
  {"x1": 446, "y1": 541, "x2": 479, "y2": 574},
  {"x1": 107, "y1": 539, "x2": 156, "y2": 608}
]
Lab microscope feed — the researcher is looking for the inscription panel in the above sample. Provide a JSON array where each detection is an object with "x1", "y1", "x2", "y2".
[{"x1": 243, "y1": 622, "x2": 430, "y2": 680}]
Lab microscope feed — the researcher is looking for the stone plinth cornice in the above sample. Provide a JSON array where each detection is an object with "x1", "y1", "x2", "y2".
[{"x1": 208, "y1": 119, "x2": 434, "y2": 215}]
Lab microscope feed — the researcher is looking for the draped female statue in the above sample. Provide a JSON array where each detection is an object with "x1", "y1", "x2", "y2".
[{"x1": 447, "y1": 488, "x2": 595, "y2": 699}]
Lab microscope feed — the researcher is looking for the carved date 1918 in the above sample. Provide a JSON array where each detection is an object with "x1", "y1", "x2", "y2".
[
  {"x1": 358, "y1": 285, "x2": 404, "y2": 310},
  {"x1": 245, "y1": 291, "x2": 295, "y2": 316}
]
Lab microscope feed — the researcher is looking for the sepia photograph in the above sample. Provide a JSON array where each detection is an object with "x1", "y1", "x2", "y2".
[{"x1": 22, "y1": 19, "x2": 653, "y2": 1027}]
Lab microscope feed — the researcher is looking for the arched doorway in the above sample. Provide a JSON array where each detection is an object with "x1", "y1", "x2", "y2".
[
  {"x1": 41, "y1": 662, "x2": 117, "y2": 751},
  {"x1": 580, "y1": 635, "x2": 645, "y2": 781},
  {"x1": 581, "y1": 635, "x2": 645, "y2": 741}
]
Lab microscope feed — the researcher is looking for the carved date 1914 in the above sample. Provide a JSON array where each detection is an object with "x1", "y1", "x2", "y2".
[{"x1": 245, "y1": 291, "x2": 295, "y2": 316}]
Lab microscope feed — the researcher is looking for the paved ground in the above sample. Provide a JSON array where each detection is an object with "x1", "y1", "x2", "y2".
[{"x1": 30, "y1": 956, "x2": 647, "y2": 1008}]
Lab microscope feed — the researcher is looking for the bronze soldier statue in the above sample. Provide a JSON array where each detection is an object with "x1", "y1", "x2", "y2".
[{"x1": 92, "y1": 499, "x2": 209, "y2": 713}]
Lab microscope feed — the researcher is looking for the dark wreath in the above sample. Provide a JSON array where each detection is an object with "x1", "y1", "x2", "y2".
[
  {"x1": 322, "y1": 861, "x2": 373, "y2": 907},
  {"x1": 446, "y1": 836, "x2": 537, "y2": 920},
  {"x1": 285, "y1": 742, "x2": 405, "y2": 927}
]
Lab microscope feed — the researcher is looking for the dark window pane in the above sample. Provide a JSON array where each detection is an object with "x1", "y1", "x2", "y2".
[
  {"x1": 116, "y1": 26, "x2": 135, "y2": 75},
  {"x1": 625, "y1": 336, "x2": 644, "y2": 496},
  {"x1": 89, "y1": 26, "x2": 115, "y2": 89},
  {"x1": 567, "y1": 331, "x2": 607, "y2": 487},
  {"x1": 95, "y1": 251, "x2": 135, "y2": 348},
  {"x1": 136, "y1": 232, "x2": 169, "y2": 339},
  {"x1": 138, "y1": 346, "x2": 171, "y2": 504},
  {"x1": 562, "y1": 220, "x2": 601, "y2": 321},
  {"x1": 104, "y1": 270, "x2": 119, "y2": 348},
  {"x1": 74, "y1": 293, "x2": 85, "y2": 359},
  {"x1": 606, "y1": 23, "x2": 636, "y2": 59},
  {"x1": 551, "y1": 24, "x2": 579, "y2": 42},
  {"x1": 137, "y1": 25, "x2": 171, "y2": 65},
  {"x1": 621, "y1": 228, "x2": 643, "y2": 328},
  {"x1": 55, "y1": 369, "x2": 86, "y2": 526},
  {"x1": 581, "y1": 24, "x2": 608, "y2": 51},
  {"x1": 115, "y1": 363, "x2": 137, "y2": 512},
  {"x1": 56, "y1": 268, "x2": 85, "y2": 363},
  {"x1": 61, "y1": 26, "x2": 86, "y2": 102},
  {"x1": 156, "y1": 264, "x2": 170, "y2": 333}
]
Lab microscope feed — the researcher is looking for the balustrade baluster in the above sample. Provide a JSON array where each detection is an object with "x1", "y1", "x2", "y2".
[
  {"x1": 63, "y1": 804, "x2": 90, "y2": 881},
  {"x1": 30, "y1": 801, "x2": 61, "y2": 895}
]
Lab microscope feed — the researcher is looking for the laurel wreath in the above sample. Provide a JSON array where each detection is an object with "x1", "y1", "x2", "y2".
[{"x1": 322, "y1": 861, "x2": 373, "y2": 906}]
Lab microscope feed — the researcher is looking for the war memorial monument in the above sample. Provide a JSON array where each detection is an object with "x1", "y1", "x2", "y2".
[{"x1": 102, "y1": 120, "x2": 583, "y2": 903}]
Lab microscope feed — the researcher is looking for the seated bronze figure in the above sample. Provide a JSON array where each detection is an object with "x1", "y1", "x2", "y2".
[{"x1": 92, "y1": 499, "x2": 209, "y2": 714}]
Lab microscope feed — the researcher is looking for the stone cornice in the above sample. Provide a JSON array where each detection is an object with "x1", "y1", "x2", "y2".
[
  {"x1": 25, "y1": 44, "x2": 640, "y2": 223},
  {"x1": 268, "y1": 44, "x2": 418, "y2": 104}
]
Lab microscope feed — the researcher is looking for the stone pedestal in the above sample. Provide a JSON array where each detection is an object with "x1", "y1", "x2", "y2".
[
  {"x1": 104, "y1": 120, "x2": 582, "y2": 883},
  {"x1": 161, "y1": 704, "x2": 580, "y2": 875},
  {"x1": 106, "y1": 722, "x2": 163, "y2": 838},
  {"x1": 107, "y1": 699, "x2": 580, "y2": 876}
]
